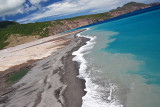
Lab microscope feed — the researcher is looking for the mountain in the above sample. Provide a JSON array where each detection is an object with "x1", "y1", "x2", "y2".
[
  {"x1": 108, "y1": 2, "x2": 160, "y2": 17},
  {"x1": 0, "y1": 2, "x2": 159, "y2": 49}
]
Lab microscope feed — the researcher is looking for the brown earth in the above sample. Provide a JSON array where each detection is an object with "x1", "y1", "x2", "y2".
[
  {"x1": 3, "y1": 2, "x2": 160, "y2": 48},
  {"x1": 47, "y1": 2, "x2": 160, "y2": 36},
  {"x1": 5, "y1": 34, "x2": 40, "y2": 48}
]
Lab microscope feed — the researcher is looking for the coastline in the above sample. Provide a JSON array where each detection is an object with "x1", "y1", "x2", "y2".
[
  {"x1": 0, "y1": 29, "x2": 85, "y2": 96},
  {"x1": 0, "y1": 29, "x2": 88, "y2": 107},
  {"x1": 61, "y1": 37, "x2": 88, "y2": 107}
]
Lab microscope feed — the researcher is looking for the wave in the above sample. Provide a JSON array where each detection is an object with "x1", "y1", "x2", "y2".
[{"x1": 72, "y1": 29, "x2": 123, "y2": 107}]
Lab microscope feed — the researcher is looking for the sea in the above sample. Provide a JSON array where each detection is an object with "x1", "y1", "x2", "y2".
[{"x1": 72, "y1": 5, "x2": 160, "y2": 107}]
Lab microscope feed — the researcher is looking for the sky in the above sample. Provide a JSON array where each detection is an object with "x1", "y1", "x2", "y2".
[{"x1": 0, "y1": 0, "x2": 159, "y2": 24}]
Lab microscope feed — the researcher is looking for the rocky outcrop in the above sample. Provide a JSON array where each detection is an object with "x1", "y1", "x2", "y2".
[
  {"x1": 108, "y1": 2, "x2": 160, "y2": 17},
  {"x1": 1, "y1": 2, "x2": 159, "y2": 49},
  {"x1": 48, "y1": 18, "x2": 99, "y2": 35},
  {"x1": 47, "y1": 2, "x2": 160, "y2": 36}
]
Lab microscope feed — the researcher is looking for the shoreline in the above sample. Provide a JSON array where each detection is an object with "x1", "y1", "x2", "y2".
[
  {"x1": 0, "y1": 29, "x2": 85, "y2": 96},
  {"x1": 61, "y1": 37, "x2": 88, "y2": 107},
  {"x1": 0, "y1": 29, "x2": 88, "y2": 107}
]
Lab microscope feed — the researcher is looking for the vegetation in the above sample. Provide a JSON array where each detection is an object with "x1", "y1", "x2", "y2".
[
  {"x1": 6, "y1": 68, "x2": 30, "y2": 83},
  {"x1": 0, "y1": 21, "x2": 18, "y2": 29},
  {"x1": 0, "y1": 12, "x2": 112, "y2": 49},
  {"x1": 111, "y1": 2, "x2": 146, "y2": 12},
  {"x1": 0, "y1": 2, "x2": 148, "y2": 49},
  {"x1": 124, "y1": 2, "x2": 145, "y2": 7},
  {"x1": 64, "y1": 12, "x2": 112, "y2": 21},
  {"x1": 0, "y1": 21, "x2": 52, "y2": 49}
]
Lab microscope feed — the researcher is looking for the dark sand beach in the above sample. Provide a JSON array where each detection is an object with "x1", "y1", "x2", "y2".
[
  {"x1": 0, "y1": 29, "x2": 87, "y2": 107},
  {"x1": 62, "y1": 37, "x2": 88, "y2": 107}
]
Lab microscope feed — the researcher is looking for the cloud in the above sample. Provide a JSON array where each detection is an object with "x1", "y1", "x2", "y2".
[
  {"x1": 29, "y1": 0, "x2": 48, "y2": 4},
  {"x1": 0, "y1": 0, "x2": 49, "y2": 18},
  {"x1": 29, "y1": 0, "x2": 49, "y2": 10},
  {"x1": 0, "y1": 0, "x2": 25, "y2": 17},
  {"x1": 17, "y1": 0, "x2": 123, "y2": 23},
  {"x1": 17, "y1": 0, "x2": 155, "y2": 23},
  {"x1": 0, "y1": 0, "x2": 159, "y2": 23}
]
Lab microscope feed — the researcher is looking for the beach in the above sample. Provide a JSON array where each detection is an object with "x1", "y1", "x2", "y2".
[{"x1": 0, "y1": 29, "x2": 88, "y2": 107}]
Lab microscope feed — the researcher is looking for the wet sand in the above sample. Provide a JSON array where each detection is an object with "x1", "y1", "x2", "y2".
[
  {"x1": 0, "y1": 29, "x2": 88, "y2": 107},
  {"x1": 62, "y1": 37, "x2": 88, "y2": 107}
]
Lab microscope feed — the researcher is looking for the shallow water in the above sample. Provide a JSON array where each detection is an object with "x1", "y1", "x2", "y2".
[{"x1": 73, "y1": 6, "x2": 160, "y2": 107}]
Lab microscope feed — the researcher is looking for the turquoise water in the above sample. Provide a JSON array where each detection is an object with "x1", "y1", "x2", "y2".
[
  {"x1": 77, "y1": 6, "x2": 160, "y2": 107},
  {"x1": 99, "y1": 9, "x2": 160, "y2": 85}
]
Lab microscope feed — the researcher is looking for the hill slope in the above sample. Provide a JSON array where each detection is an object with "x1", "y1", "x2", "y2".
[{"x1": 0, "y1": 2, "x2": 159, "y2": 49}]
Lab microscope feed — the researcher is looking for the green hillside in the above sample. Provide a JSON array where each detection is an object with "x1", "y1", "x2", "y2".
[
  {"x1": 0, "y1": 2, "x2": 155, "y2": 49},
  {"x1": 64, "y1": 12, "x2": 112, "y2": 21},
  {"x1": 0, "y1": 21, "x2": 52, "y2": 49},
  {"x1": 0, "y1": 13, "x2": 112, "y2": 49}
]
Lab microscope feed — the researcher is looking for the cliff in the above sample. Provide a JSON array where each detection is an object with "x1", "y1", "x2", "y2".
[
  {"x1": 42, "y1": 2, "x2": 160, "y2": 35},
  {"x1": 0, "y1": 2, "x2": 159, "y2": 49},
  {"x1": 109, "y1": 2, "x2": 160, "y2": 17}
]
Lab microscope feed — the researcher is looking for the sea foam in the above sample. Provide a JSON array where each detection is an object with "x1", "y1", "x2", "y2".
[{"x1": 72, "y1": 29, "x2": 123, "y2": 107}]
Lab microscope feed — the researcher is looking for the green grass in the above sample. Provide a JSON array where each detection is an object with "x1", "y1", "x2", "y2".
[
  {"x1": 0, "y1": 21, "x2": 52, "y2": 49},
  {"x1": 64, "y1": 12, "x2": 112, "y2": 21},
  {"x1": 0, "y1": 2, "x2": 146, "y2": 49},
  {"x1": 0, "y1": 21, "x2": 51, "y2": 36},
  {"x1": 6, "y1": 68, "x2": 30, "y2": 83},
  {"x1": 0, "y1": 12, "x2": 111, "y2": 49}
]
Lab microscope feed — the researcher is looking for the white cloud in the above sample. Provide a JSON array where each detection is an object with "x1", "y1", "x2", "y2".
[
  {"x1": 23, "y1": 4, "x2": 37, "y2": 13},
  {"x1": 17, "y1": 0, "x2": 155, "y2": 23},
  {"x1": 29, "y1": 0, "x2": 49, "y2": 11},
  {"x1": 0, "y1": 0, "x2": 159, "y2": 23},
  {"x1": 0, "y1": 0, "x2": 49, "y2": 18},
  {"x1": 0, "y1": 0, "x2": 25, "y2": 17}
]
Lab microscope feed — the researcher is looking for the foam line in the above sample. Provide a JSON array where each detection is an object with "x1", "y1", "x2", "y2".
[{"x1": 72, "y1": 28, "x2": 123, "y2": 107}]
